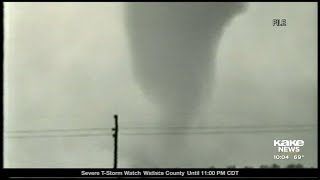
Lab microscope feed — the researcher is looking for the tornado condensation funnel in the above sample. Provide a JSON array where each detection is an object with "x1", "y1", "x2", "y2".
[{"x1": 126, "y1": 3, "x2": 246, "y2": 167}]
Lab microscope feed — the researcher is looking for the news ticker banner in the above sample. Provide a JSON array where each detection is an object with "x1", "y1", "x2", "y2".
[{"x1": 2, "y1": 169, "x2": 318, "y2": 178}]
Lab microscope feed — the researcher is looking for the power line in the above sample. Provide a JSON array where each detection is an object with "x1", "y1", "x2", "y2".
[
  {"x1": 5, "y1": 127, "x2": 314, "y2": 139},
  {"x1": 5, "y1": 123, "x2": 316, "y2": 134},
  {"x1": 4, "y1": 133, "x2": 111, "y2": 139},
  {"x1": 5, "y1": 127, "x2": 110, "y2": 133},
  {"x1": 120, "y1": 128, "x2": 314, "y2": 136},
  {"x1": 120, "y1": 124, "x2": 316, "y2": 130}
]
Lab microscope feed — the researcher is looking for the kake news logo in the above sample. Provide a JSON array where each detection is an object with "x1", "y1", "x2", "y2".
[{"x1": 274, "y1": 140, "x2": 304, "y2": 153}]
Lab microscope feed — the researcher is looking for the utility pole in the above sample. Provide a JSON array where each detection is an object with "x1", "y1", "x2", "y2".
[{"x1": 112, "y1": 114, "x2": 118, "y2": 169}]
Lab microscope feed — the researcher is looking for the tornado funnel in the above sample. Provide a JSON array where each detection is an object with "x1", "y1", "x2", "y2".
[{"x1": 126, "y1": 2, "x2": 247, "y2": 167}]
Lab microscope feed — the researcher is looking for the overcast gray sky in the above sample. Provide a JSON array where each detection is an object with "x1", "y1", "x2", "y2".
[{"x1": 4, "y1": 2, "x2": 317, "y2": 168}]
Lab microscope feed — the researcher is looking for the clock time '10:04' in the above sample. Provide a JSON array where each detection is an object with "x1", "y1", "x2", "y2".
[{"x1": 274, "y1": 155, "x2": 289, "y2": 160}]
